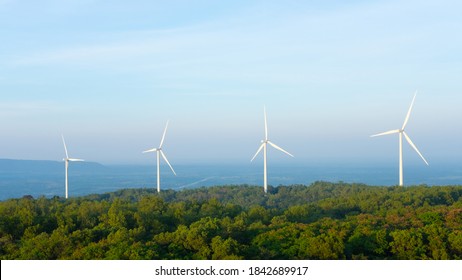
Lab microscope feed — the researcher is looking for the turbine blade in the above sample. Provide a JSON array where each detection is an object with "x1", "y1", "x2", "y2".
[
  {"x1": 142, "y1": 148, "x2": 157, "y2": 153},
  {"x1": 251, "y1": 143, "x2": 265, "y2": 162},
  {"x1": 268, "y1": 141, "x2": 294, "y2": 157},
  {"x1": 159, "y1": 120, "x2": 169, "y2": 148},
  {"x1": 264, "y1": 106, "x2": 268, "y2": 140},
  {"x1": 370, "y1": 129, "x2": 400, "y2": 137},
  {"x1": 402, "y1": 91, "x2": 417, "y2": 130},
  {"x1": 160, "y1": 150, "x2": 176, "y2": 175},
  {"x1": 68, "y1": 158, "x2": 84, "y2": 162},
  {"x1": 61, "y1": 135, "x2": 69, "y2": 159},
  {"x1": 403, "y1": 131, "x2": 429, "y2": 165}
]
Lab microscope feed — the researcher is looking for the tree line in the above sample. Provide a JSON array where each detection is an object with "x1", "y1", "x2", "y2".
[{"x1": 0, "y1": 182, "x2": 461, "y2": 259}]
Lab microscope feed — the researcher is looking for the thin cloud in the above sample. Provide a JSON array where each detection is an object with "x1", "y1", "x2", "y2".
[{"x1": 0, "y1": 101, "x2": 61, "y2": 117}]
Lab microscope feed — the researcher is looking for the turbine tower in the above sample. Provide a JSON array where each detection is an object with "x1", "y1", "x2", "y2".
[
  {"x1": 143, "y1": 120, "x2": 176, "y2": 193},
  {"x1": 251, "y1": 106, "x2": 294, "y2": 193},
  {"x1": 62, "y1": 135, "x2": 84, "y2": 199},
  {"x1": 371, "y1": 92, "x2": 429, "y2": 186}
]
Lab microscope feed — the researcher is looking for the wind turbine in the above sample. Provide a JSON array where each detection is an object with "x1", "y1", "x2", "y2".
[
  {"x1": 371, "y1": 92, "x2": 429, "y2": 186},
  {"x1": 251, "y1": 106, "x2": 294, "y2": 193},
  {"x1": 62, "y1": 135, "x2": 84, "y2": 199},
  {"x1": 143, "y1": 120, "x2": 176, "y2": 193}
]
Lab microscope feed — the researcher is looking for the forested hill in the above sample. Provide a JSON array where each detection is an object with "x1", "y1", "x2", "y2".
[{"x1": 1, "y1": 182, "x2": 462, "y2": 260}]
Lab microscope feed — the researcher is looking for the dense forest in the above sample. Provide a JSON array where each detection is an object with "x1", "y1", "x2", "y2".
[{"x1": 1, "y1": 182, "x2": 462, "y2": 260}]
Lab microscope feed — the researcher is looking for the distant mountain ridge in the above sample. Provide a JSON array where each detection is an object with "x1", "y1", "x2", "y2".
[{"x1": 0, "y1": 159, "x2": 105, "y2": 173}]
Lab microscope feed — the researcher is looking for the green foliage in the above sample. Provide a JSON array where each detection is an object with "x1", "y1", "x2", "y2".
[
  {"x1": 390, "y1": 228, "x2": 426, "y2": 259},
  {"x1": 1, "y1": 182, "x2": 462, "y2": 259}
]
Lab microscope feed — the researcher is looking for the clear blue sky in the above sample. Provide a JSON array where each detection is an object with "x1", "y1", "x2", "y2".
[{"x1": 1, "y1": 0, "x2": 461, "y2": 166}]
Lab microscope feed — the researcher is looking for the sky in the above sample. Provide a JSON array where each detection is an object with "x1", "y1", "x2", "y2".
[{"x1": 1, "y1": 0, "x2": 461, "y2": 167}]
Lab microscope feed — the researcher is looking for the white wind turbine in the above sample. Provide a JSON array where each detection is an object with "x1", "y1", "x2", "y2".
[
  {"x1": 62, "y1": 135, "x2": 84, "y2": 199},
  {"x1": 143, "y1": 121, "x2": 176, "y2": 193},
  {"x1": 371, "y1": 92, "x2": 429, "y2": 186},
  {"x1": 251, "y1": 106, "x2": 294, "y2": 193}
]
